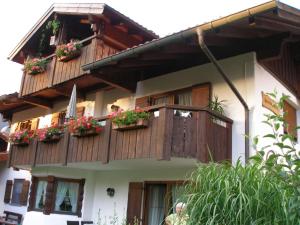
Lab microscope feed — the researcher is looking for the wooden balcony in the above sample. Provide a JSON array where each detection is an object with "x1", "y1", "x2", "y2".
[
  {"x1": 9, "y1": 105, "x2": 232, "y2": 169},
  {"x1": 20, "y1": 35, "x2": 118, "y2": 97}
]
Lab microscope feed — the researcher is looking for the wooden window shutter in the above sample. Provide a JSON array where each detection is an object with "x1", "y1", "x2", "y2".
[
  {"x1": 192, "y1": 83, "x2": 211, "y2": 108},
  {"x1": 135, "y1": 96, "x2": 151, "y2": 108},
  {"x1": 77, "y1": 179, "x2": 85, "y2": 217},
  {"x1": 30, "y1": 118, "x2": 39, "y2": 130},
  {"x1": 127, "y1": 182, "x2": 143, "y2": 224},
  {"x1": 4, "y1": 180, "x2": 13, "y2": 203},
  {"x1": 76, "y1": 107, "x2": 85, "y2": 118},
  {"x1": 284, "y1": 101, "x2": 297, "y2": 138},
  {"x1": 20, "y1": 180, "x2": 30, "y2": 206},
  {"x1": 51, "y1": 113, "x2": 60, "y2": 126},
  {"x1": 28, "y1": 177, "x2": 38, "y2": 211}
]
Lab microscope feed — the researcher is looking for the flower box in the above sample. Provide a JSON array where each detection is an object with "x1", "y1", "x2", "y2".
[
  {"x1": 112, "y1": 118, "x2": 149, "y2": 131},
  {"x1": 67, "y1": 116, "x2": 103, "y2": 138},
  {"x1": 58, "y1": 49, "x2": 81, "y2": 62},
  {"x1": 11, "y1": 142, "x2": 30, "y2": 147},
  {"x1": 24, "y1": 58, "x2": 48, "y2": 75},
  {"x1": 56, "y1": 41, "x2": 82, "y2": 62},
  {"x1": 71, "y1": 129, "x2": 100, "y2": 137},
  {"x1": 41, "y1": 134, "x2": 61, "y2": 143}
]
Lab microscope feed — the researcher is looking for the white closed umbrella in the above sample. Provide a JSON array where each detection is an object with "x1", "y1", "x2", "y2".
[{"x1": 65, "y1": 84, "x2": 77, "y2": 120}]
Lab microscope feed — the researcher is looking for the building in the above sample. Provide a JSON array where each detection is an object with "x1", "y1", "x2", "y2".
[{"x1": 0, "y1": 1, "x2": 299, "y2": 225}]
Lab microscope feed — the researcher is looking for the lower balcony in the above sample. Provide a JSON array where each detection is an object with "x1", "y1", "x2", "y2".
[{"x1": 9, "y1": 105, "x2": 232, "y2": 169}]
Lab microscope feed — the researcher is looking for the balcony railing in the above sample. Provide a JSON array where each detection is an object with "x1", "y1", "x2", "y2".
[
  {"x1": 0, "y1": 151, "x2": 8, "y2": 162},
  {"x1": 20, "y1": 35, "x2": 118, "y2": 96},
  {"x1": 9, "y1": 105, "x2": 233, "y2": 168}
]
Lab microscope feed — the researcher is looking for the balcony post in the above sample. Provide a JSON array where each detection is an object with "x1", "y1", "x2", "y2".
[
  {"x1": 196, "y1": 111, "x2": 209, "y2": 162},
  {"x1": 156, "y1": 107, "x2": 173, "y2": 160},
  {"x1": 30, "y1": 139, "x2": 38, "y2": 167},
  {"x1": 61, "y1": 130, "x2": 70, "y2": 166}
]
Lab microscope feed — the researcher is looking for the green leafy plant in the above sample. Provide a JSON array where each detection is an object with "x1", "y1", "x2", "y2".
[
  {"x1": 251, "y1": 91, "x2": 300, "y2": 224},
  {"x1": 36, "y1": 125, "x2": 63, "y2": 142},
  {"x1": 208, "y1": 95, "x2": 226, "y2": 115},
  {"x1": 46, "y1": 19, "x2": 61, "y2": 35},
  {"x1": 109, "y1": 108, "x2": 150, "y2": 126}
]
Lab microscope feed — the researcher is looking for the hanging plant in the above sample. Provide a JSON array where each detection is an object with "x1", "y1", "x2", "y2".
[
  {"x1": 56, "y1": 41, "x2": 83, "y2": 62},
  {"x1": 23, "y1": 58, "x2": 49, "y2": 75},
  {"x1": 46, "y1": 19, "x2": 61, "y2": 36}
]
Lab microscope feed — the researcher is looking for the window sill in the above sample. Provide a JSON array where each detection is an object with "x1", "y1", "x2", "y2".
[{"x1": 7, "y1": 203, "x2": 24, "y2": 207}]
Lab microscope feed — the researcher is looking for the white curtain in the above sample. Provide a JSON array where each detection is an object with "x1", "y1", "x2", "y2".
[
  {"x1": 147, "y1": 185, "x2": 166, "y2": 225},
  {"x1": 178, "y1": 92, "x2": 192, "y2": 106},
  {"x1": 55, "y1": 181, "x2": 79, "y2": 213},
  {"x1": 68, "y1": 182, "x2": 79, "y2": 213},
  {"x1": 34, "y1": 181, "x2": 47, "y2": 209}
]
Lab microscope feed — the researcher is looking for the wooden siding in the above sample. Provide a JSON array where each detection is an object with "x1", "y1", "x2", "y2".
[
  {"x1": 20, "y1": 37, "x2": 118, "y2": 96},
  {"x1": 9, "y1": 106, "x2": 233, "y2": 168},
  {"x1": 259, "y1": 43, "x2": 300, "y2": 97}
]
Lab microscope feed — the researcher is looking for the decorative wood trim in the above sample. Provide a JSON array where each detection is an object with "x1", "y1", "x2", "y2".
[
  {"x1": 20, "y1": 180, "x2": 30, "y2": 206},
  {"x1": 44, "y1": 176, "x2": 55, "y2": 215},
  {"x1": 4, "y1": 180, "x2": 13, "y2": 204},
  {"x1": 28, "y1": 177, "x2": 38, "y2": 211},
  {"x1": 262, "y1": 92, "x2": 280, "y2": 115}
]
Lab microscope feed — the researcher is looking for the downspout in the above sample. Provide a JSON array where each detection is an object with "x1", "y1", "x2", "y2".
[{"x1": 196, "y1": 28, "x2": 250, "y2": 163}]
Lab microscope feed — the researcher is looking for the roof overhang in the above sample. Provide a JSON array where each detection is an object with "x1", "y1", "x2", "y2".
[
  {"x1": 82, "y1": 0, "x2": 300, "y2": 96},
  {"x1": 8, "y1": 3, "x2": 159, "y2": 63}
]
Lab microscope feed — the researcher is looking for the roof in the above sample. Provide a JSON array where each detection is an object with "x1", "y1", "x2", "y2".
[
  {"x1": 8, "y1": 3, "x2": 159, "y2": 61},
  {"x1": 82, "y1": 0, "x2": 299, "y2": 71},
  {"x1": 0, "y1": 92, "x2": 31, "y2": 119}
]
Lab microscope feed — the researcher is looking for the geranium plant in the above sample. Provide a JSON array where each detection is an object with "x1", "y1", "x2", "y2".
[
  {"x1": 36, "y1": 125, "x2": 64, "y2": 142},
  {"x1": 9, "y1": 130, "x2": 34, "y2": 146},
  {"x1": 109, "y1": 107, "x2": 150, "y2": 130},
  {"x1": 56, "y1": 40, "x2": 82, "y2": 62},
  {"x1": 24, "y1": 58, "x2": 48, "y2": 75},
  {"x1": 67, "y1": 116, "x2": 102, "y2": 137}
]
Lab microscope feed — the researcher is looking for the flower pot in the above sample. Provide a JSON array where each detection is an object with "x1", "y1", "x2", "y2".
[
  {"x1": 112, "y1": 119, "x2": 149, "y2": 131},
  {"x1": 71, "y1": 129, "x2": 99, "y2": 138},
  {"x1": 28, "y1": 67, "x2": 46, "y2": 75},
  {"x1": 41, "y1": 134, "x2": 61, "y2": 143},
  {"x1": 49, "y1": 35, "x2": 58, "y2": 46},
  {"x1": 58, "y1": 50, "x2": 81, "y2": 62}
]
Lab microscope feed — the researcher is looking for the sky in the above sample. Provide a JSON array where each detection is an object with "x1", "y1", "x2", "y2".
[{"x1": 0, "y1": 0, "x2": 299, "y2": 95}]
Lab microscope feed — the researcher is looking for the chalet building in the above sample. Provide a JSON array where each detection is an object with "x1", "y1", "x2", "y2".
[{"x1": 0, "y1": 1, "x2": 299, "y2": 225}]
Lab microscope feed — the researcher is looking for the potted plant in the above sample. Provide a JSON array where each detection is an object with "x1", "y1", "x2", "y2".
[
  {"x1": 23, "y1": 58, "x2": 48, "y2": 75},
  {"x1": 36, "y1": 125, "x2": 64, "y2": 143},
  {"x1": 56, "y1": 40, "x2": 83, "y2": 62},
  {"x1": 109, "y1": 107, "x2": 150, "y2": 131},
  {"x1": 9, "y1": 130, "x2": 34, "y2": 146},
  {"x1": 46, "y1": 19, "x2": 61, "y2": 46},
  {"x1": 67, "y1": 116, "x2": 103, "y2": 137}
]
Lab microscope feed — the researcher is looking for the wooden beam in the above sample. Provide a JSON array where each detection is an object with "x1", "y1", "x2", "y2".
[
  {"x1": 22, "y1": 97, "x2": 52, "y2": 109},
  {"x1": 92, "y1": 73, "x2": 136, "y2": 93},
  {"x1": 101, "y1": 23, "x2": 141, "y2": 49},
  {"x1": 53, "y1": 87, "x2": 85, "y2": 100},
  {"x1": 254, "y1": 16, "x2": 300, "y2": 34}
]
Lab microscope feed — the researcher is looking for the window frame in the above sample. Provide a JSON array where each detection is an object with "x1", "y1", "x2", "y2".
[
  {"x1": 142, "y1": 180, "x2": 185, "y2": 225},
  {"x1": 10, "y1": 179, "x2": 25, "y2": 206},
  {"x1": 52, "y1": 178, "x2": 82, "y2": 216},
  {"x1": 29, "y1": 176, "x2": 84, "y2": 217}
]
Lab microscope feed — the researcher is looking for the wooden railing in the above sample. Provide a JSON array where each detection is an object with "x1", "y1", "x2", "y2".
[
  {"x1": 9, "y1": 105, "x2": 233, "y2": 168},
  {"x1": 20, "y1": 35, "x2": 118, "y2": 96}
]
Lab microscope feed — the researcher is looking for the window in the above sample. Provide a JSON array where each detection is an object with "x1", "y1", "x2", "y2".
[
  {"x1": 54, "y1": 180, "x2": 80, "y2": 214},
  {"x1": 11, "y1": 179, "x2": 24, "y2": 205},
  {"x1": 29, "y1": 176, "x2": 85, "y2": 216},
  {"x1": 143, "y1": 182, "x2": 185, "y2": 225},
  {"x1": 34, "y1": 180, "x2": 47, "y2": 210},
  {"x1": 3, "y1": 179, "x2": 30, "y2": 206}
]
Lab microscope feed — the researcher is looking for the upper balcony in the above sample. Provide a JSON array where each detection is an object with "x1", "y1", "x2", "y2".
[{"x1": 9, "y1": 105, "x2": 232, "y2": 169}]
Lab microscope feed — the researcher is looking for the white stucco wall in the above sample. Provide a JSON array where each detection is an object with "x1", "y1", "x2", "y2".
[
  {"x1": 250, "y1": 57, "x2": 300, "y2": 156},
  {"x1": 0, "y1": 164, "x2": 31, "y2": 216}
]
